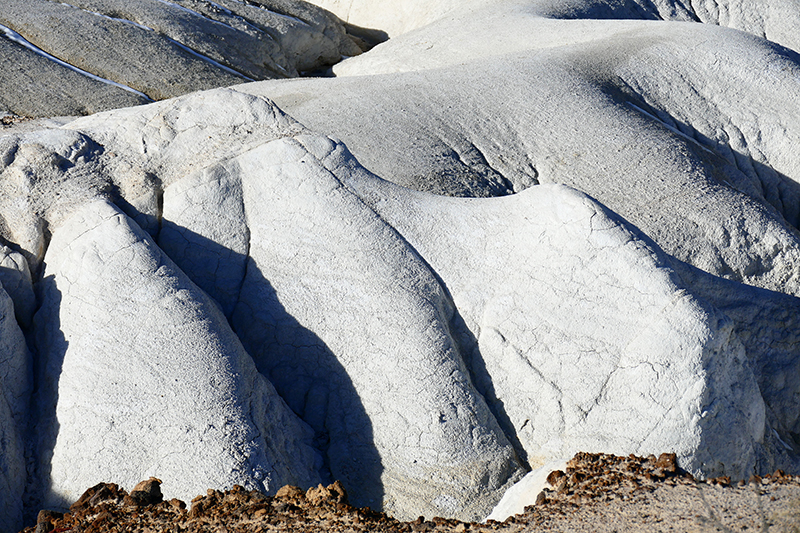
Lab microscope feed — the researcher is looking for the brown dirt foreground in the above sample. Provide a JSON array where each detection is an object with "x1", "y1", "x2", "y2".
[{"x1": 22, "y1": 452, "x2": 800, "y2": 533}]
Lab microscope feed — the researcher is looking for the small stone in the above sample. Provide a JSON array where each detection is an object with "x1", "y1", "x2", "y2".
[
  {"x1": 124, "y1": 477, "x2": 163, "y2": 507},
  {"x1": 169, "y1": 498, "x2": 186, "y2": 510},
  {"x1": 306, "y1": 481, "x2": 350, "y2": 506},
  {"x1": 276, "y1": 485, "x2": 305, "y2": 500},
  {"x1": 654, "y1": 453, "x2": 677, "y2": 474},
  {"x1": 34, "y1": 524, "x2": 52, "y2": 533},
  {"x1": 36, "y1": 510, "x2": 63, "y2": 525},
  {"x1": 70, "y1": 482, "x2": 123, "y2": 511},
  {"x1": 546, "y1": 470, "x2": 565, "y2": 486},
  {"x1": 188, "y1": 500, "x2": 205, "y2": 518}
]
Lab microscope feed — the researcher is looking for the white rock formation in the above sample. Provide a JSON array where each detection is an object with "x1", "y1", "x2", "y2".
[
  {"x1": 0, "y1": 0, "x2": 363, "y2": 117},
  {"x1": 31, "y1": 198, "x2": 322, "y2": 510},
  {"x1": 306, "y1": 0, "x2": 800, "y2": 52},
  {"x1": 0, "y1": 271, "x2": 29, "y2": 532},
  {"x1": 1, "y1": 0, "x2": 800, "y2": 530},
  {"x1": 485, "y1": 459, "x2": 568, "y2": 522}
]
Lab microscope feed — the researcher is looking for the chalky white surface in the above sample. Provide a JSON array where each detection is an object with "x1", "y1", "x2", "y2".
[{"x1": 1, "y1": 0, "x2": 800, "y2": 530}]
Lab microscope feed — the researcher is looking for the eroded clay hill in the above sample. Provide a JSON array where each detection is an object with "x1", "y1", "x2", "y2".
[{"x1": 2, "y1": 0, "x2": 800, "y2": 532}]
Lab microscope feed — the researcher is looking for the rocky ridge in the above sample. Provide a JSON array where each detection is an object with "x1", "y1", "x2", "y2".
[
  {"x1": 22, "y1": 453, "x2": 800, "y2": 533},
  {"x1": 0, "y1": 0, "x2": 372, "y2": 117}
]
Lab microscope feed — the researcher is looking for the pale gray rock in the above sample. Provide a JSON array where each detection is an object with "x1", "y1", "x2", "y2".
[
  {"x1": 0, "y1": 37, "x2": 148, "y2": 118},
  {"x1": 241, "y1": 11, "x2": 800, "y2": 300},
  {"x1": 0, "y1": 245, "x2": 35, "y2": 328},
  {"x1": 15, "y1": 86, "x2": 781, "y2": 512},
  {"x1": 0, "y1": 90, "x2": 525, "y2": 521},
  {"x1": 668, "y1": 259, "x2": 800, "y2": 471},
  {"x1": 304, "y1": 0, "x2": 486, "y2": 37},
  {"x1": 174, "y1": 134, "x2": 524, "y2": 519},
  {"x1": 536, "y1": 0, "x2": 800, "y2": 54},
  {"x1": 58, "y1": 92, "x2": 526, "y2": 519},
  {"x1": 342, "y1": 162, "x2": 766, "y2": 480},
  {"x1": 1, "y1": 0, "x2": 800, "y2": 528},
  {"x1": 0, "y1": 0, "x2": 361, "y2": 118},
  {"x1": 307, "y1": 0, "x2": 800, "y2": 53},
  {"x1": 32, "y1": 198, "x2": 321, "y2": 510},
  {"x1": 0, "y1": 282, "x2": 29, "y2": 533},
  {"x1": 51, "y1": 0, "x2": 291, "y2": 80},
  {"x1": 0, "y1": 0, "x2": 245, "y2": 101},
  {"x1": 176, "y1": 0, "x2": 364, "y2": 71}
]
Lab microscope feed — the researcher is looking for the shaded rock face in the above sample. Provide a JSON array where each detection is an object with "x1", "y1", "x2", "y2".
[
  {"x1": 1, "y1": 1, "x2": 800, "y2": 532},
  {"x1": 0, "y1": 0, "x2": 364, "y2": 118}
]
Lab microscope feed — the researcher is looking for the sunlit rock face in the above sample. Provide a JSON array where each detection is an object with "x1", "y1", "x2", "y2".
[
  {"x1": 2, "y1": 1, "x2": 800, "y2": 532},
  {"x1": 0, "y1": 0, "x2": 364, "y2": 117}
]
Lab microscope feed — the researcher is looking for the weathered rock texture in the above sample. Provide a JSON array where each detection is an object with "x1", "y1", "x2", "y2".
[
  {"x1": 1, "y1": 0, "x2": 800, "y2": 532},
  {"x1": 20, "y1": 454, "x2": 800, "y2": 533},
  {"x1": 307, "y1": 0, "x2": 800, "y2": 51},
  {"x1": 0, "y1": 0, "x2": 362, "y2": 117}
]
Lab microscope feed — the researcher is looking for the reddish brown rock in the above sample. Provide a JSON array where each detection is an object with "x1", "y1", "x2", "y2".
[
  {"x1": 123, "y1": 477, "x2": 163, "y2": 507},
  {"x1": 20, "y1": 454, "x2": 800, "y2": 533}
]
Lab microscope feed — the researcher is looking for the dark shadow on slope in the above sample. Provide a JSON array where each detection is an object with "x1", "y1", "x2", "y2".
[
  {"x1": 563, "y1": 175, "x2": 800, "y2": 474},
  {"x1": 668, "y1": 257, "x2": 800, "y2": 454},
  {"x1": 155, "y1": 218, "x2": 385, "y2": 511},
  {"x1": 448, "y1": 306, "x2": 531, "y2": 470},
  {"x1": 343, "y1": 22, "x2": 389, "y2": 50},
  {"x1": 23, "y1": 273, "x2": 66, "y2": 522},
  {"x1": 540, "y1": 0, "x2": 699, "y2": 22},
  {"x1": 365, "y1": 213, "x2": 530, "y2": 471}
]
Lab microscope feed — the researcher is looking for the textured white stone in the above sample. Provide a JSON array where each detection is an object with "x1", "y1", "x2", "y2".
[
  {"x1": 0, "y1": 245, "x2": 35, "y2": 327},
  {"x1": 32, "y1": 199, "x2": 321, "y2": 509},
  {"x1": 485, "y1": 459, "x2": 568, "y2": 522},
  {"x1": 0, "y1": 280, "x2": 29, "y2": 532},
  {"x1": 343, "y1": 161, "x2": 767, "y2": 480},
  {"x1": 242, "y1": 10, "x2": 800, "y2": 299},
  {"x1": 1, "y1": 0, "x2": 800, "y2": 527},
  {"x1": 159, "y1": 134, "x2": 524, "y2": 520},
  {"x1": 302, "y1": 0, "x2": 481, "y2": 37},
  {"x1": 307, "y1": 0, "x2": 800, "y2": 52}
]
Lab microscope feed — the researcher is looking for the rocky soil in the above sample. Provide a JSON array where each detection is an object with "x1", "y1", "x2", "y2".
[{"x1": 22, "y1": 453, "x2": 800, "y2": 533}]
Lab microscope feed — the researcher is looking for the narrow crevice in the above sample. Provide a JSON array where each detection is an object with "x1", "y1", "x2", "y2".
[
  {"x1": 155, "y1": 181, "x2": 165, "y2": 241},
  {"x1": 234, "y1": 0, "x2": 311, "y2": 26},
  {"x1": 685, "y1": 0, "x2": 703, "y2": 22},
  {"x1": 164, "y1": 37, "x2": 256, "y2": 81}
]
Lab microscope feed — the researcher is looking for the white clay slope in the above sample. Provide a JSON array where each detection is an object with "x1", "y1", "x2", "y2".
[
  {"x1": 32, "y1": 198, "x2": 322, "y2": 509},
  {"x1": 1, "y1": 0, "x2": 800, "y2": 530}
]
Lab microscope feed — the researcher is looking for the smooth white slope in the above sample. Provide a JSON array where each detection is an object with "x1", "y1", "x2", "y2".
[
  {"x1": 341, "y1": 157, "x2": 766, "y2": 479},
  {"x1": 241, "y1": 15, "x2": 800, "y2": 300},
  {"x1": 308, "y1": 0, "x2": 800, "y2": 53}
]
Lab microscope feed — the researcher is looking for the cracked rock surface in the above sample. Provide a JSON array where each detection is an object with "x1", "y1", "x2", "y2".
[{"x1": 2, "y1": 0, "x2": 800, "y2": 532}]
